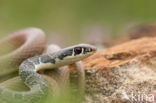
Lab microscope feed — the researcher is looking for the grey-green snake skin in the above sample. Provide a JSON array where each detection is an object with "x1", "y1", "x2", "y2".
[{"x1": 0, "y1": 28, "x2": 97, "y2": 103}]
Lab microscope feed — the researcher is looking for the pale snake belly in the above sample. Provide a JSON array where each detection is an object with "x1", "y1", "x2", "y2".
[{"x1": 0, "y1": 29, "x2": 97, "y2": 103}]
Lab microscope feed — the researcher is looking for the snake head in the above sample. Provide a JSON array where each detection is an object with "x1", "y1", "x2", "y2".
[
  {"x1": 59, "y1": 44, "x2": 97, "y2": 62},
  {"x1": 73, "y1": 44, "x2": 97, "y2": 56}
]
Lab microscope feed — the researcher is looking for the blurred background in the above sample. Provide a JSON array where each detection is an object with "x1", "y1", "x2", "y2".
[
  {"x1": 0, "y1": 0, "x2": 156, "y2": 45},
  {"x1": 0, "y1": 0, "x2": 156, "y2": 103}
]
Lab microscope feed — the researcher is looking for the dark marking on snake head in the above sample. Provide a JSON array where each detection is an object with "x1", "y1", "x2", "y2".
[{"x1": 58, "y1": 49, "x2": 73, "y2": 59}]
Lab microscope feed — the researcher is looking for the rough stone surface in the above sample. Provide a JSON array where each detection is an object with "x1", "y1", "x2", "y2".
[{"x1": 82, "y1": 37, "x2": 156, "y2": 103}]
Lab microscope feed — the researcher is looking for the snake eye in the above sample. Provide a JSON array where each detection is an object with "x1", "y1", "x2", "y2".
[{"x1": 74, "y1": 47, "x2": 82, "y2": 55}]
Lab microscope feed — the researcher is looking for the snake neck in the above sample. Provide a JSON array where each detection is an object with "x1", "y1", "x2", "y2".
[
  {"x1": 0, "y1": 58, "x2": 48, "y2": 103},
  {"x1": 21, "y1": 52, "x2": 85, "y2": 72}
]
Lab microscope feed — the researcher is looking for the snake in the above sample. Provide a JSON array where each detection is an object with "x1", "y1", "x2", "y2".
[
  {"x1": 0, "y1": 28, "x2": 46, "y2": 77},
  {"x1": 0, "y1": 28, "x2": 97, "y2": 103}
]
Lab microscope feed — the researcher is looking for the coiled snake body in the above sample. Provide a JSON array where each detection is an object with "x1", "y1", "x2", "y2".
[
  {"x1": 0, "y1": 28, "x2": 46, "y2": 77},
  {"x1": 0, "y1": 28, "x2": 97, "y2": 103}
]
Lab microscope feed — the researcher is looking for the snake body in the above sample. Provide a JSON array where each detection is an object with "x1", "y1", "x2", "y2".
[
  {"x1": 0, "y1": 44, "x2": 96, "y2": 103},
  {"x1": 0, "y1": 28, "x2": 46, "y2": 76}
]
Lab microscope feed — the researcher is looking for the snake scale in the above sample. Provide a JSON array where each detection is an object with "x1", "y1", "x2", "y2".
[{"x1": 0, "y1": 28, "x2": 97, "y2": 103}]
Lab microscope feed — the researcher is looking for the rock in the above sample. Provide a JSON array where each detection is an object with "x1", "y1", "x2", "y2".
[{"x1": 82, "y1": 37, "x2": 156, "y2": 103}]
